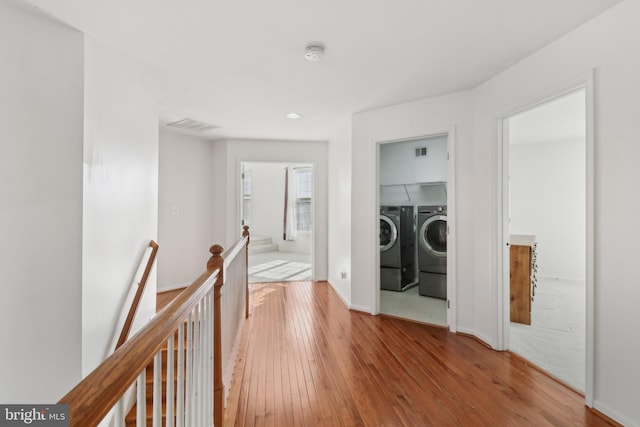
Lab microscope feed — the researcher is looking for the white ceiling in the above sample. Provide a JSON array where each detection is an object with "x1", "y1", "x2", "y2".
[
  {"x1": 509, "y1": 90, "x2": 586, "y2": 145},
  {"x1": 22, "y1": 0, "x2": 618, "y2": 141}
]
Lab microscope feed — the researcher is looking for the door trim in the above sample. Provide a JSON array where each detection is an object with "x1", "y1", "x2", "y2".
[
  {"x1": 238, "y1": 161, "x2": 316, "y2": 280},
  {"x1": 496, "y1": 70, "x2": 595, "y2": 406},
  {"x1": 374, "y1": 128, "x2": 457, "y2": 332}
]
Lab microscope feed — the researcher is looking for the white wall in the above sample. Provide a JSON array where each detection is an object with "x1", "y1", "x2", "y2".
[
  {"x1": 158, "y1": 130, "x2": 215, "y2": 291},
  {"x1": 510, "y1": 139, "x2": 585, "y2": 280},
  {"x1": 350, "y1": 91, "x2": 474, "y2": 320},
  {"x1": 328, "y1": 124, "x2": 352, "y2": 305},
  {"x1": 211, "y1": 139, "x2": 228, "y2": 246},
  {"x1": 0, "y1": 1, "x2": 84, "y2": 402},
  {"x1": 379, "y1": 136, "x2": 448, "y2": 185},
  {"x1": 214, "y1": 138, "x2": 328, "y2": 280},
  {"x1": 82, "y1": 38, "x2": 158, "y2": 375},
  {"x1": 380, "y1": 136, "x2": 448, "y2": 207},
  {"x1": 243, "y1": 162, "x2": 312, "y2": 254},
  {"x1": 470, "y1": 2, "x2": 640, "y2": 423}
]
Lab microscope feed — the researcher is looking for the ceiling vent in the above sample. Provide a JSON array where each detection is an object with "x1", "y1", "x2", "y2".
[
  {"x1": 415, "y1": 146, "x2": 428, "y2": 157},
  {"x1": 305, "y1": 44, "x2": 325, "y2": 62},
  {"x1": 166, "y1": 118, "x2": 220, "y2": 133}
]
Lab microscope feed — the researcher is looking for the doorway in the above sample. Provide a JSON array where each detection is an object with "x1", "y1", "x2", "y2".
[
  {"x1": 377, "y1": 134, "x2": 451, "y2": 327},
  {"x1": 501, "y1": 88, "x2": 590, "y2": 394},
  {"x1": 241, "y1": 162, "x2": 313, "y2": 283}
]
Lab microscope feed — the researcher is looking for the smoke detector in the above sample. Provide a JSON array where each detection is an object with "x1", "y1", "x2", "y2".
[{"x1": 305, "y1": 44, "x2": 325, "y2": 62}]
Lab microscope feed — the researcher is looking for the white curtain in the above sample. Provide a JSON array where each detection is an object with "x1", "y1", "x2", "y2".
[{"x1": 283, "y1": 167, "x2": 296, "y2": 241}]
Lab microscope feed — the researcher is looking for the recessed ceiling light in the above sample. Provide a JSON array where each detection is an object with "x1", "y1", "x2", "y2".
[
  {"x1": 305, "y1": 44, "x2": 325, "y2": 62},
  {"x1": 286, "y1": 112, "x2": 302, "y2": 119}
]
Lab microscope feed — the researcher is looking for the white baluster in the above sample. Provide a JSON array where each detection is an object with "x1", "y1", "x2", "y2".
[
  {"x1": 136, "y1": 370, "x2": 146, "y2": 427},
  {"x1": 207, "y1": 290, "x2": 214, "y2": 425},
  {"x1": 113, "y1": 399, "x2": 124, "y2": 427},
  {"x1": 167, "y1": 335, "x2": 175, "y2": 427},
  {"x1": 153, "y1": 351, "x2": 162, "y2": 427},
  {"x1": 177, "y1": 323, "x2": 185, "y2": 427},
  {"x1": 194, "y1": 301, "x2": 201, "y2": 426},
  {"x1": 200, "y1": 298, "x2": 207, "y2": 425},
  {"x1": 186, "y1": 311, "x2": 193, "y2": 426}
]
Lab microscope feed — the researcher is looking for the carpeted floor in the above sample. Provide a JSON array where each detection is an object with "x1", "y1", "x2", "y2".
[
  {"x1": 509, "y1": 277, "x2": 586, "y2": 392},
  {"x1": 248, "y1": 251, "x2": 312, "y2": 282}
]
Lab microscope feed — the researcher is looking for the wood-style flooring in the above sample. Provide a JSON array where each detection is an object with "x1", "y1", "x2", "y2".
[{"x1": 226, "y1": 281, "x2": 616, "y2": 427}]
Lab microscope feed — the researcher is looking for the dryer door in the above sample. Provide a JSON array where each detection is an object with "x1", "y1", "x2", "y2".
[
  {"x1": 380, "y1": 215, "x2": 398, "y2": 252},
  {"x1": 419, "y1": 214, "x2": 447, "y2": 257}
]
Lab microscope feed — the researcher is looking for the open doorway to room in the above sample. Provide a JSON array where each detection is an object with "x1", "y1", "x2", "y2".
[
  {"x1": 503, "y1": 89, "x2": 588, "y2": 392},
  {"x1": 241, "y1": 162, "x2": 313, "y2": 283},
  {"x1": 378, "y1": 134, "x2": 449, "y2": 327}
]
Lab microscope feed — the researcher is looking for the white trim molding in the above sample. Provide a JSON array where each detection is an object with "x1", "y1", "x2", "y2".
[
  {"x1": 374, "y1": 129, "x2": 457, "y2": 331},
  {"x1": 495, "y1": 69, "x2": 595, "y2": 407}
]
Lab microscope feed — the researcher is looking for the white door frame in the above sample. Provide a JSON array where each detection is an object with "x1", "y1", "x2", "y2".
[
  {"x1": 374, "y1": 127, "x2": 457, "y2": 332},
  {"x1": 239, "y1": 160, "x2": 316, "y2": 280},
  {"x1": 496, "y1": 71, "x2": 595, "y2": 406}
]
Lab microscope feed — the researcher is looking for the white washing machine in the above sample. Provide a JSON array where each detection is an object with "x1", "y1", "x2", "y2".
[
  {"x1": 380, "y1": 206, "x2": 417, "y2": 291},
  {"x1": 417, "y1": 205, "x2": 447, "y2": 299}
]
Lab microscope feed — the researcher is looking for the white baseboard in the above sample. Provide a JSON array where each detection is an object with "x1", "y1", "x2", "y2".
[
  {"x1": 327, "y1": 281, "x2": 351, "y2": 309},
  {"x1": 349, "y1": 304, "x2": 371, "y2": 314},
  {"x1": 455, "y1": 326, "x2": 476, "y2": 335},
  {"x1": 456, "y1": 326, "x2": 495, "y2": 349},
  {"x1": 593, "y1": 400, "x2": 636, "y2": 427}
]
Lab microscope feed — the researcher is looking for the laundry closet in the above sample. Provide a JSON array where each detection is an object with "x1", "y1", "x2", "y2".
[{"x1": 379, "y1": 135, "x2": 448, "y2": 326}]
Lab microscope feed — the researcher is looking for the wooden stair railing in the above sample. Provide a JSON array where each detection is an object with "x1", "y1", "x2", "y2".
[
  {"x1": 58, "y1": 229, "x2": 250, "y2": 427},
  {"x1": 116, "y1": 240, "x2": 159, "y2": 350}
]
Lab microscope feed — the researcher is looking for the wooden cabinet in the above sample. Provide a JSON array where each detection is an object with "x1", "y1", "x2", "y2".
[{"x1": 510, "y1": 235, "x2": 537, "y2": 325}]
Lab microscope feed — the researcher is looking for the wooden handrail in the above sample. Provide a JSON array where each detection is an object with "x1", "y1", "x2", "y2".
[
  {"x1": 222, "y1": 235, "x2": 249, "y2": 267},
  {"x1": 115, "y1": 240, "x2": 159, "y2": 350},
  {"x1": 59, "y1": 265, "x2": 220, "y2": 425}
]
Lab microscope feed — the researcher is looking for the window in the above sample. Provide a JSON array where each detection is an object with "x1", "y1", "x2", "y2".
[
  {"x1": 242, "y1": 172, "x2": 251, "y2": 225},
  {"x1": 294, "y1": 168, "x2": 312, "y2": 232}
]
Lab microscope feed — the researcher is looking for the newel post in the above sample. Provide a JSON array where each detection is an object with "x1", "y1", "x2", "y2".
[
  {"x1": 208, "y1": 244, "x2": 224, "y2": 427},
  {"x1": 242, "y1": 226, "x2": 250, "y2": 319}
]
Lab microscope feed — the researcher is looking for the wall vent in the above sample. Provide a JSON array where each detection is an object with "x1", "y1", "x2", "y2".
[
  {"x1": 415, "y1": 146, "x2": 428, "y2": 157},
  {"x1": 166, "y1": 117, "x2": 220, "y2": 132}
]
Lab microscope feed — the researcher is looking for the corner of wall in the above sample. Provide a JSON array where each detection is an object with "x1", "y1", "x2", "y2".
[{"x1": 328, "y1": 122, "x2": 353, "y2": 307}]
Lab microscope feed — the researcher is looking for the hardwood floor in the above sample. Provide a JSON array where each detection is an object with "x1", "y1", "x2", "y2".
[{"x1": 227, "y1": 281, "x2": 617, "y2": 427}]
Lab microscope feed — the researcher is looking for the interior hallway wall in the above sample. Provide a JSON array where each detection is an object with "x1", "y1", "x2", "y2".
[
  {"x1": 82, "y1": 38, "x2": 158, "y2": 376},
  {"x1": 158, "y1": 130, "x2": 214, "y2": 291},
  {"x1": 0, "y1": 1, "x2": 84, "y2": 403},
  {"x1": 328, "y1": 123, "x2": 352, "y2": 305}
]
